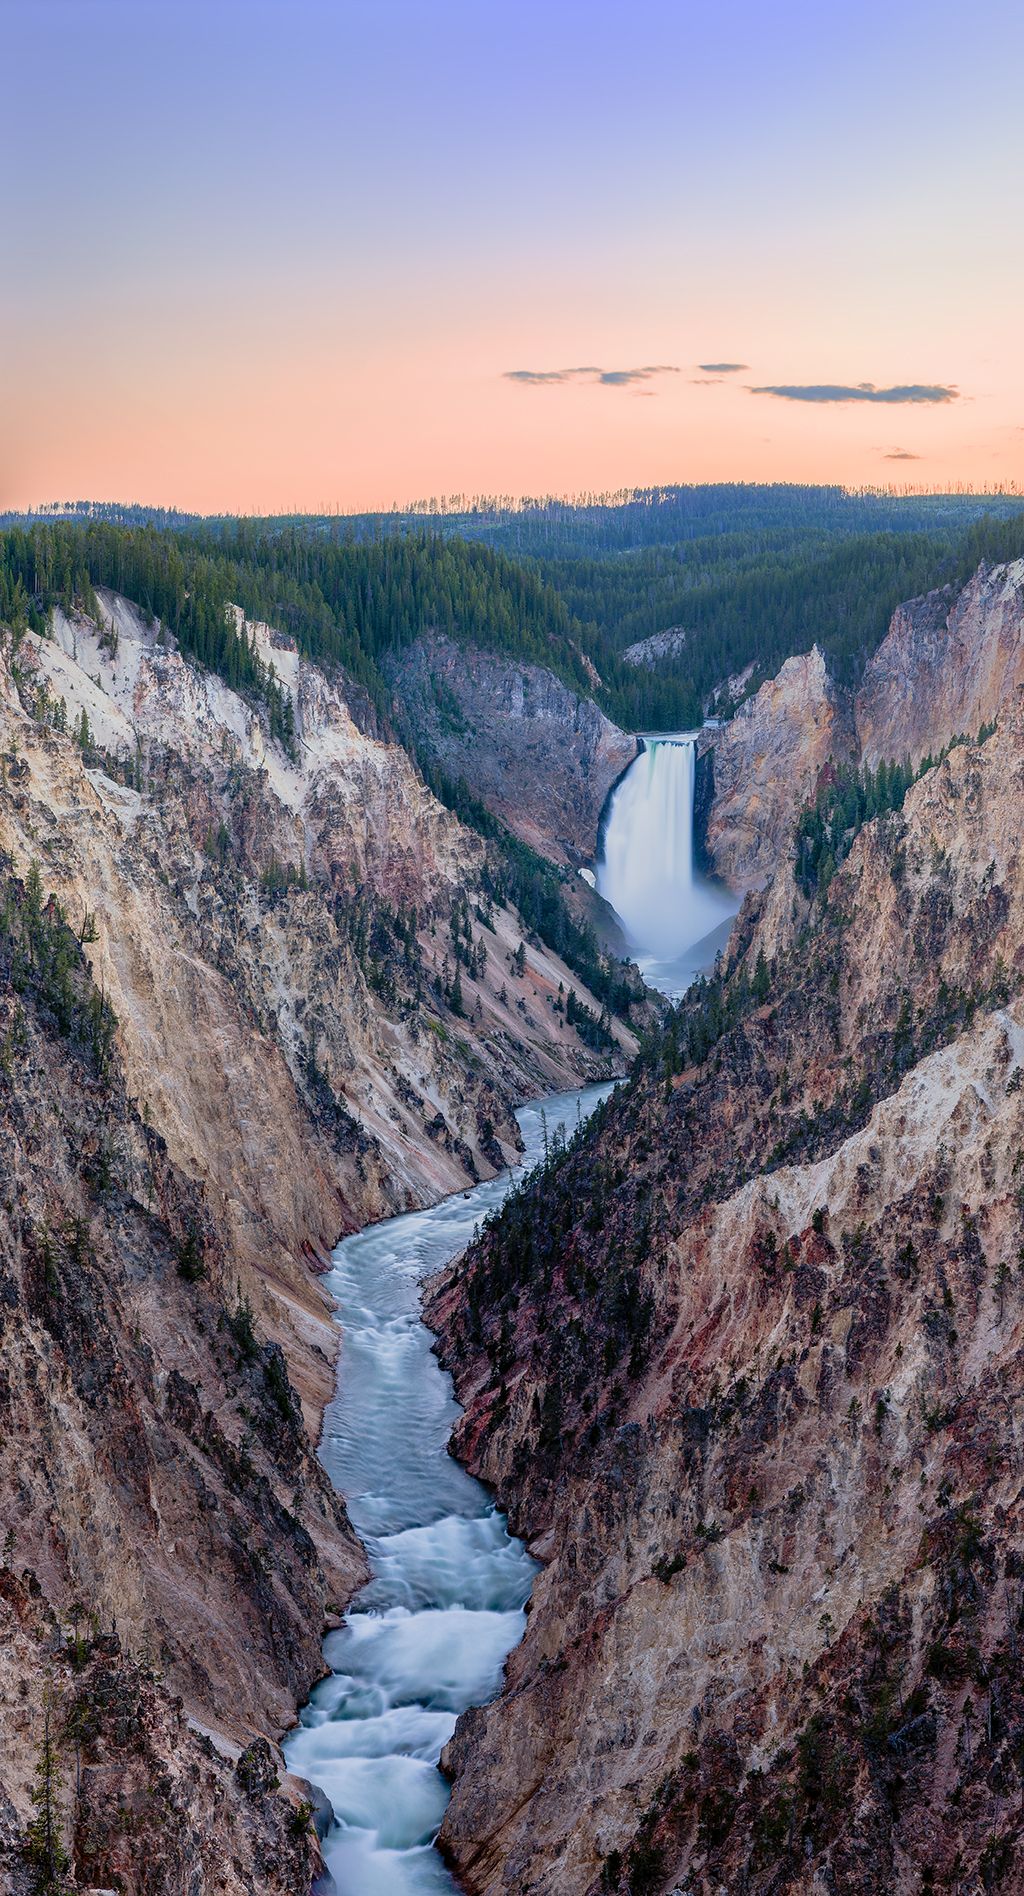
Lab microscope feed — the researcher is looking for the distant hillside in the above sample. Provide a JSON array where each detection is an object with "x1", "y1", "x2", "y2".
[{"x1": 4, "y1": 492, "x2": 1024, "y2": 733}]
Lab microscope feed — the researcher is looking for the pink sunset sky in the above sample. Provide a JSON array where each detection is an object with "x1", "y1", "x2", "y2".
[{"x1": 4, "y1": 0, "x2": 1023, "y2": 513}]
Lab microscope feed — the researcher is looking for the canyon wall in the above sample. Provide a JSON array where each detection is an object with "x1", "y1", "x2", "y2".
[
  {"x1": 388, "y1": 631, "x2": 638, "y2": 863},
  {"x1": 430, "y1": 696, "x2": 1024, "y2": 1894},
  {"x1": 700, "y1": 646, "x2": 854, "y2": 890},
  {"x1": 857, "y1": 558, "x2": 1024, "y2": 766},
  {"x1": 0, "y1": 863, "x2": 360, "y2": 1889},
  {"x1": 695, "y1": 557, "x2": 1024, "y2": 894},
  {"x1": 0, "y1": 595, "x2": 636, "y2": 1891}
]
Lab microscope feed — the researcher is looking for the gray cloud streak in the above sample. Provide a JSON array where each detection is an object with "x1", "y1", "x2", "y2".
[
  {"x1": 697, "y1": 362, "x2": 748, "y2": 373},
  {"x1": 504, "y1": 364, "x2": 679, "y2": 388},
  {"x1": 749, "y1": 382, "x2": 959, "y2": 405}
]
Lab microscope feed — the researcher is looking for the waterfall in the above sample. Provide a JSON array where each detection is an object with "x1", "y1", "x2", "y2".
[{"x1": 596, "y1": 735, "x2": 736, "y2": 994}]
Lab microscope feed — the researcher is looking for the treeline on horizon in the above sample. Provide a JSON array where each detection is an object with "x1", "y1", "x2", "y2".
[
  {"x1": 13, "y1": 481, "x2": 1021, "y2": 552},
  {"x1": 2, "y1": 489, "x2": 1024, "y2": 736}
]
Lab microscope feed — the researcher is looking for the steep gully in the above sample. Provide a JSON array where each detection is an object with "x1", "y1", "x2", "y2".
[{"x1": 289, "y1": 732, "x2": 728, "y2": 1891}]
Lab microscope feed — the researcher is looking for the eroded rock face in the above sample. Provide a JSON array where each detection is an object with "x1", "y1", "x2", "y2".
[
  {"x1": 857, "y1": 558, "x2": 1024, "y2": 766},
  {"x1": 702, "y1": 646, "x2": 855, "y2": 891},
  {"x1": 0, "y1": 595, "x2": 638, "y2": 1890},
  {"x1": 0, "y1": 862, "x2": 357, "y2": 1891},
  {"x1": 389, "y1": 632, "x2": 638, "y2": 862},
  {"x1": 622, "y1": 627, "x2": 691, "y2": 669},
  {"x1": 10, "y1": 598, "x2": 633, "y2": 1318},
  {"x1": 430, "y1": 703, "x2": 1024, "y2": 1894}
]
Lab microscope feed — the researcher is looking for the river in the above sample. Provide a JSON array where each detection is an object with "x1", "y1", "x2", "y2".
[{"x1": 284, "y1": 1081, "x2": 615, "y2": 1894}]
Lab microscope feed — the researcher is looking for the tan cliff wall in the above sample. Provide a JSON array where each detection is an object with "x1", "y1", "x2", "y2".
[
  {"x1": 429, "y1": 701, "x2": 1024, "y2": 1894},
  {"x1": 0, "y1": 846, "x2": 361, "y2": 1891},
  {"x1": 698, "y1": 557, "x2": 1024, "y2": 894},
  {"x1": 0, "y1": 595, "x2": 638, "y2": 1891},
  {"x1": 856, "y1": 557, "x2": 1024, "y2": 767},
  {"x1": 700, "y1": 645, "x2": 855, "y2": 891}
]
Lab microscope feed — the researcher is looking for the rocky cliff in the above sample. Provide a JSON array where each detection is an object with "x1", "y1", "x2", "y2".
[
  {"x1": 430, "y1": 697, "x2": 1024, "y2": 1894},
  {"x1": 0, "y1": 594, "x2": 637, "y2": 1891},
  {"x1": 696, "y1": 557, "x2": 1024, "y2": 895},
  {"x1": 0, "y1": 852, "x2": 355, "y2": 1891},
  {"x1": 856, "y1": 558, "x2": 1024, "y2": 767},
  {"x1": 701, "y1": 646, "x2": 854, "y2": 891},
  {"x1": 388, "y1": 631, "x2": 638, "y2": 863},
  {"x1": 622, "y1": 628, "x2": 691, "y2": 669}
]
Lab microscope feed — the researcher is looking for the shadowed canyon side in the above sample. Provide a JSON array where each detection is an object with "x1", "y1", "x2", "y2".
[
  {"x1": 388, "y1": 632, "x2": 638, "y2": 865},
  {"x1": 430, "y1": 685, "x2": 1024, "y2": 1881},
  {"x1": 0, "y1": 590, "x2": 641, "y2": 1890}
]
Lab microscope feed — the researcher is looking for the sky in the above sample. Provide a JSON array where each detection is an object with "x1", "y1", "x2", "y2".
[{"x1": 3, "y1": 0, "x2": 1023, "y2": 513}]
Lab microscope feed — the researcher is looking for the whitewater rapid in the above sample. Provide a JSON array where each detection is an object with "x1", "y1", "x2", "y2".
[
  {"x1": 597, "y1": 733, "x2": 736, "y2": 998},
  {"x1": 285, "y1": 1082, "x2": 614, "y2": 1894}
]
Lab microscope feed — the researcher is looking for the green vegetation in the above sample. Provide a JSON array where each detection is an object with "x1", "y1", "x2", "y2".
[
  {"x1": 543, "y1": 512, "x2": 1024, "y2": 729},
  {"x1": 0, "y1": 517, "x2": 589, "y2": 725},
  {"x1": 796, "y1": 722, "x2": 997, "y2": 898},
  {"x1": 796, "y1": 758, "x2": 917, "y2": 897},
  {"x1": 25, "y1": 1688, "x2": 71, "y2": 1895},
  {"x1": 421, "y1": 760, "x2": 645, "y2": 1021},
  {"x1": 0, "y1": 861, "x2": 117, "y2": 1079},
  {"x1": 5, "y1": 490, "x2": 1024, "y2": 742}
]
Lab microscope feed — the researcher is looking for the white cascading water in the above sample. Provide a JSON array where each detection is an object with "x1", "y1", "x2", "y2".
[
  {"x1": 285, "y1": 1082, "x2": 613, "y2": 1895},
  {"x1": 597, "y1": 735, "x2": 736, "y2": 997}
]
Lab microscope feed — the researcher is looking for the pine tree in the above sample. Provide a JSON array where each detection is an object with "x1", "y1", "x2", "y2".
[{"x1": 25, "y1": 1687, "x2": 70, "y2": 1895}]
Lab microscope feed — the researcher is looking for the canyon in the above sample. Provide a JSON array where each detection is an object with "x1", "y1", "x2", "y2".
[
  {"x1": 5, "y1": 538, "x2": 1024, "y2": 1895},
  {"x1": 427, "y1": 562, "x2": 1024, "y2": 1892},
  {"x1": 0, "y1": 590, "x2": 637, "y2": 1891}
]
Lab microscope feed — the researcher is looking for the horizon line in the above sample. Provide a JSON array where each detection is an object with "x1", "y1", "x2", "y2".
[{"x1": 6, "y1": 477, "x2": 1024, "y2": 524}]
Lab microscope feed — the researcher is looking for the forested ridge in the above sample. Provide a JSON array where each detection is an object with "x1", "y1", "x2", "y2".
[
  {"x1": 3, "y1": 493, "x2": 1024, "y2": 738},
  {"x1": 0, "y1": 519, "x2": 590, "y2": 704},
  {"x1": 0, "y1": 518, "x2": 646, "y2": 1034}
]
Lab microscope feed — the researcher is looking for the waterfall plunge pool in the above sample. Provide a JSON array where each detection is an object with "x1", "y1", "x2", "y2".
[
  {"x1": 285, "y1": 1081, "x2": 615, "y2": 1895},
  {"x1": 596, "y1": 731, "x2": 738, "y2": 1000}
]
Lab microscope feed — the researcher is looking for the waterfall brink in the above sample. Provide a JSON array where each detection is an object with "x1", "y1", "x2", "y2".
[{"x1": 597, "y1": 735, "x2": 736, "y2": 995}]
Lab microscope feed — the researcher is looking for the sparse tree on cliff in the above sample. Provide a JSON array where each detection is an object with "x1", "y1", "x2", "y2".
[{"x1": 25, "y1": 1686, "x2": 70, "y2": 1895}]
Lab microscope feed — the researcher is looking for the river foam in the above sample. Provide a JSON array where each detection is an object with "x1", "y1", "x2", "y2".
[{"x1": 285, "y1": 1083, "x2": 614, "y2": 1894}]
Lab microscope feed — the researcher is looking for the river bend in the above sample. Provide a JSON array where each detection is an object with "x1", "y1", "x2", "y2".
[{"x1": 285, "y1": 1083, "x2": 614, "y2": 1894}]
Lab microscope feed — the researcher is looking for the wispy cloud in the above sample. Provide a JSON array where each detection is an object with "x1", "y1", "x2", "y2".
[
  {"x1": 884, "y1": 448, "x2": 921, "y2": 460},
  {"x1": 504, "y1": 366, "x2": 601, "y2": 385},
  {"x1": 690, "y1": 376, "x2": 723, "y2": 385},
  {"x1": 697, "y1": 361, "x2": 748, "y2": 373},
  {"x1": 749, "y1": 382, "x2": 959, "y2": 405},
  {"x1": 504, "y1": 364, "x2": 679, "y2": 389}
]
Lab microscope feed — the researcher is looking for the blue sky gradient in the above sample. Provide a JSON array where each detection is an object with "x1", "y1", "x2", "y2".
[{"x1": 3, "y1": 0, "x2": 1022, "y2": 507}]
